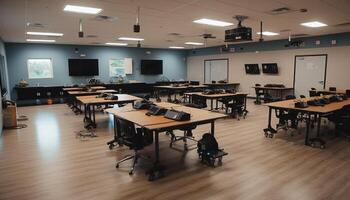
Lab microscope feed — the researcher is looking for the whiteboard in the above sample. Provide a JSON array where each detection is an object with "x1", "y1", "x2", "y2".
[
  {"x1": 204, "y1": 59, "x2": 228, "y2": 83},
  {"x1": 294, "y1": 55, "x2": 327, "y2": 97}
]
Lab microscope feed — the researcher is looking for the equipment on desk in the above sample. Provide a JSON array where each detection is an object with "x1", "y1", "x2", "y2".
[
  {"x1": 104, "y1": 94, "x2": 119, "y2": 100},
  {"x1": 96, "y1": 93, "x2": 109, "y2": 98},
  {"x1": 115, "y1": 118, "x2": 153, "y2": 175},
  {"x1": 197, "y1": 133, "x2": 227, "y2": 167},
  {"x1": 295, "y1": 101, "x2": 309, "y2": 108},
  {"x1": 190, "y1": 81, "x2": 200, "y2": 86},
  {"x1": 171, "y1": 83, "x2": 180, "y2": 87},
  {"x1": 329, "y1": 87, "x2": 337, "y2": 91},
  {"x1": 164, "y1": 109, "x2": 191, "y2": 121},
  {"x1": 319, "y1": 97, "x2": 331, "y2": 104},
  {"x1": 145, "y1": 105, "x2": 168, "y2": 116},
  {"x1": 88, "y1": 78, "x2": 101, "y2": 85},
  {"x1": 330, "y1": 95, "x2": 344, "y2": 102},
  {"x1": 202, "y1": 89, "x2": 226, "y2": 95},
  {"x1": 307, "y1": 99, "x2": 325, "y2": 106},
  {"x1": 133, "y1": 99, "x2": 155, "y2": 109},
  {"x1": 83, "y1": 87, "x2": 96, "y2": 92},
  {"x1": 218, "y1": 80, "x2": 227, "y2": 84}
]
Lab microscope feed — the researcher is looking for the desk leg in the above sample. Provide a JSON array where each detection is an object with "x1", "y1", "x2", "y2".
[
  {"x1": 147, "y1": 130, "x2": 165, "y2": 181},
  {"x1": 263, "y1": 107, "x2": 277, "y2": 138},
  {"x1": 211, "y1": 121, "x2": 215, "y2": 136},
  {"x1": 107, "y1": 116, "x2": 120, "y2": 149},
  {"x1": 92, "y1": 105, "x2": 96, "y2": 128},
  {"x1": 210, "y1": 99, "x2": 213, "y2": 110},
  {"x1": 83, "y1": 104, "x2": 88, "y2": 122},
  {"x1": 308, "y1": 114, "x2": 326, "y2": 149},
  {"x1": 167, "y1": 91, "x2": 172, "y2": 102}
]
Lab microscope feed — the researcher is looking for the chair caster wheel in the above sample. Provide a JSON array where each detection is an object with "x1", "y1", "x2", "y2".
[
  {"x1": 116, "y1": 164, "x2": 119, "y2": 168},
  {"x1": 269, "y1": 134, "x2": 274, "y2": 138},
  {"x1": 108, "y1": 144, "x2": 114, "y2": 150},
  {"x1": 129, "y1": 171, "x2": 134, "y2": 175},
  {"x1": 310, "y1": 143, "x2": 315, "y2": 148},
  {"x1": 320, "y1": 145, "x2": 326, "y2": 149},
  {"x1": 264, "y1": 132, "x2": 268, "y2": 138}
]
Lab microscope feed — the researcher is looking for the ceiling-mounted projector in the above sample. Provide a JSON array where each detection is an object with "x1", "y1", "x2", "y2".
[{"x1": 225, "y1": 15, "x2": 252, "y2": 43}]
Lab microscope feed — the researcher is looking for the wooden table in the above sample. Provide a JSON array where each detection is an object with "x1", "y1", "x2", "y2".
[
  {"x1": 185, "y1": 92, "x2": 248, "y2": 111},
  {"x1": 67, "y1": 89, "x2": 117, "y2": 96},
  {"x1": 63, "y1": 86, "x2": 106, "y2": 91},
  {"x1": 153, "y1": 85, "x2": 208, "y2": 102},
  {"x1": 76, "y1": 94, "x2": 141, "y2": 129},
  {"x1": 203, "y1": 82, "x2": 240, "y2": 90},
  {"x1": 252, "y1": 86, "x2": 294, "y2": 103},
  {"x1": 263, "y1": 96, "x2": 350, "y2": 148},
  {"x1": 311, "y1": 89, "x2": 347, "y2": 95},
  {"x1": 106, "y1": 103, "x2": 226, "y2": 181}
]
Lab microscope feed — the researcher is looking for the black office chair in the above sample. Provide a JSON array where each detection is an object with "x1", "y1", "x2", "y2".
[
  {"x1": 217, "y1": 96, "x2": 234, "y2": 113},
  {"x1": 115, "y1": 118, "x2": 153, "y2": 175},
  {"x1": 329, "y1": 87, "x2": 337, "y2": 91},
  {"x1": 346, "y1": 90, "x2": 350, "y2": 98},
  {"x1": 227, "y1": 94, "x2": 247, "y2": 120},
  {"x1": 285, "y1": 95, "x2": 296, "y2": 100},
  {"x1": 328, "y1": 105, "x2": 350, "y2": 141},
  {"x1": 254, "y1": 84, "x2": 265, "y2": 104},
  {"x1": 309, "y1": 88, "x2": 319, "y2": 97},
  {"x1": 275, "y1": 94, "x2": 299, "y2": 133},
  {"x1": 186, "y1": 94, "x2": 207, "y2": 109}
]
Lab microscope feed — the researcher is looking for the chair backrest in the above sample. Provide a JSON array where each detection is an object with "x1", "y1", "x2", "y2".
[
  {"x1": 117, "y1": 119, "x2": 152, "y2": 149},
  {"x1": 255, "y1": 84, "x2": 261, "y2": 87},
  {"x1": 300, "y1": 95, "x2": 306, "y2": 98},
  {"x1": 311, "y1": 87, "x2": 316, "y2": 90},
  {"x1": 285, "y1": 95, "x2": 296, "y2": 100},
  {"x1": 309, "y1": 90, "x2": 318, "y2": 97},
  {"x1": 231, "y1": 94, "x2": 246, "y2": 106},
  {"x1": 192, "y1": 94, "x2": 207, "y2": 108},
  {"x1": 346, "y1": 89, "x2": 350, "y2": 97},
  {"x1": 329, "y1": 87, "x2": 337, "y2": 91}
]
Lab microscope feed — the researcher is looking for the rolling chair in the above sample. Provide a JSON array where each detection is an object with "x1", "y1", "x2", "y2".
[
  {"x1": 329, "y1": 87, "x2": 337, "y2": 92},
  {"x1": 168, "y1": 124, "x2": 197, "y2": 151},
  {"x1": 115, "y1": 118, "x2": 153, "y2": 175},
  {"x1": 227, "y1": 94, "x2": 247, "y2": 120},
  {"x1": 346, "y1": 90, "x2": 350, "y2": 98},
  {"x1": 254, "y1": 84, "x2": 265, "y2": 104},
  {"x1": 309, "y1": 88, "x2": 319, "y2": 97},
  {"x1": 328, "y1": 105, "x2": 350, "y2": 141},
  {"x1": 217, "y1": 96, "x2": 234, "y2": 113},
  {"x1": 275, "y1": 95, "x2": 299, "y2": 133},
  {"x1": 186, "y1": 94, "x2": 207, "y2": 109}
]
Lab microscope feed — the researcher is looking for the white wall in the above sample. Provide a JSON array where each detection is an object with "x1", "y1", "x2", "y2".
[{"x1": 187, "y1": 46, "x2": 350, "y2": 97}]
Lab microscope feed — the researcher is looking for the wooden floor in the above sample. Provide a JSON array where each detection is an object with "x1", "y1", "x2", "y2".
[{"x1": 1, "y1": 99, "x2": 350, "y2": 200}]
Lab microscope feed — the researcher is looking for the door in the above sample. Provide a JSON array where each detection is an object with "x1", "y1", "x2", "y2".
[
  {"x1": 294, "y1": 55, "x2": 327, "y2": 97},
  {"x1": 204, "y1": 59, "x2": 228, "y2": 83}
]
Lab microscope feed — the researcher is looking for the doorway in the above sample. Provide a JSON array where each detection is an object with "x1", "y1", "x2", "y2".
[{"x1": 293, "y1": 54, "x2": 327, "y2": 97}]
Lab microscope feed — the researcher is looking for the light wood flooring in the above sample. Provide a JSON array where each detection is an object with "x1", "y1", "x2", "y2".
[{"x1": 1, "y1": 99, "x2": 350, "y2": 200}]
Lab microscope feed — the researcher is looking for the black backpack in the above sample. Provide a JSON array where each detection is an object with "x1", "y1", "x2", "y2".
[{"x1": 197, "y1": 133, "x2": 219, "y2": 157}]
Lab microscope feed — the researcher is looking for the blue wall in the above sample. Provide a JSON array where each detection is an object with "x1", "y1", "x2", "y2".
[
  {"x1": 5, "y1": 43, "x2": 187, "y2": 99},
  {"x1": 187, "y1": 32, "x2": 350, "y2": 56}
]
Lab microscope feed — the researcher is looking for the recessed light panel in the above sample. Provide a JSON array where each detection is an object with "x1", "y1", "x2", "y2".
[
  {"x1": 106, "y1": 42, "x2": 128, "y2": 46},
  {"x1": 257, "y1": 31, "x2": 280, "y2": 36},
  {"x1": 193, "y1": 18, "x2": 233, "y2": 27},
  {"x1": 64, "y1": 5, "x2": 102, "y2": 14},
  {"x1": 301, "y1": 21, "x2": 328, "y2": 28},
  {"x1": 26, "y1": 32, "x2": 63, "y2": 37},
  {"x1": 118, "y1": 37, "x2": 144, "y2": 41},
  {"x1": 185, "y1": 42, "x2": 204, "y2": 46},
  {"x1": 27, "y1": 39, "x2": 56, "y2": 43},
  {"x1": 169, "y1": 46, "x2": 185, "y2": 49}
]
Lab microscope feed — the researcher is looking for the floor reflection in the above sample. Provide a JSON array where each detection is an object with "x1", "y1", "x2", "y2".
[{"x1": 34, "y1": 112, "x2": 60, "y2": 158}]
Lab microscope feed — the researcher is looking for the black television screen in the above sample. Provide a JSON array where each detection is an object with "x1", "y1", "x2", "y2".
[
  {"x1": 68, "y1": 59, "x2": 99, "y2": 76},
  {"x1": 262, "y1": 63, "x2": 278, "y2": 74},
  {"x1": 140, "y1": 60, "x2": 163, "y2": 75},
  {"x1": 245, "y1": 64, "x2": 260, "y2": 74}
]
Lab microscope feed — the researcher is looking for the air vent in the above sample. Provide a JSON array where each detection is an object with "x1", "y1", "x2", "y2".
[
  {"x1": 290, "y1": 33, "x2": 309, "y2": 37},
  {"x1": 267, "y1": 7, "x2": 292, "y2": 15},
  {"x1": 26, "y1": 22, "x2": 45, "y2": 28},
  {"x1": 169, "y1": 33, "x2": 182, "y2": 36},
  {"x1": 86, "y1": 35, "x2": 98, "y2": 38},
  {"x1": 280, "y1": 29, "x2": 291, "y2": 32},
  {"x1": 93, "y1": 15, "x2": 117, "y2": 22},
  {"x1": 334, "y1": 22, "x2": 350, "y2": 27}
]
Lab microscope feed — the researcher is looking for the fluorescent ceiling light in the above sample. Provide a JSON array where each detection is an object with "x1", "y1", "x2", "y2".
[
  {"x1": 257, "y1": 31, "x2": 280, "y2": 36},
  {"x1": 193, "y1": 18, "x2": 233, "y2": 27},
  {"x1": 118, "y1": 37, "x2": 144, "y2": 41},
  {"x1": 27, "y1": 39, "x2": 56, "y2": 43},
  {"x1": 185, "y1": 42, "x2": 204, "y2": 46},
  {"x1": 169, "y1": 46, "x2": 185, "y2": 49},
  {"x1": 26, "y1": 31, "x2": 63, "y2": 37},
  {"x1": 63, "y1": 5, "x2": 102, "y2": 14},
  {"x1": 301, "y1": 21, "x2": 328, "y2": 28},
  {"x1": 106, "y1": 42, "x2": 128, "y2": 46}
]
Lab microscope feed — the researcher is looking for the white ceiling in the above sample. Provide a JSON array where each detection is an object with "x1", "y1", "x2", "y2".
[{"x1": 0, "y1": 0, "x2": 350, "y2": 48}]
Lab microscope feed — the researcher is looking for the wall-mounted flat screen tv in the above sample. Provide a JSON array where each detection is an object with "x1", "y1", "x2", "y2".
[
  {"x1": 68, "y1": 59, "x2": 99, "y2": 76},
  {"x1": 140, "y1": 60, "x2": 163, "y2": 75},
  {"x1": 245, "y1": 64, "x2": 260, "y2": 74},
  {"x1": 262, "y1": 63, "x2": 278, "y2": 74}
]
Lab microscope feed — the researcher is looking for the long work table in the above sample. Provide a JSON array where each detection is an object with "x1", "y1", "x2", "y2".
[
  {"x1": 106, "y1": 103, "x2": 227, "y2": 181},
  {"x1": 264, "y1": 96, "x2": 350, "y2": 148},
  {"x1": 153, "y1": 85, "x2": 208, "y2": 102}
]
